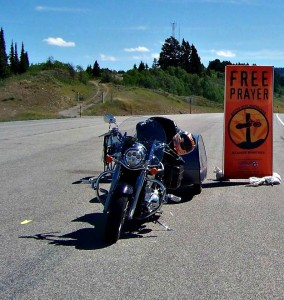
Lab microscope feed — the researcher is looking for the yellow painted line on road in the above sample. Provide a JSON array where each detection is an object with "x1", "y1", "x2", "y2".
[{"x1": 21, "y1": 220, "x2": 32, "y2": 225}]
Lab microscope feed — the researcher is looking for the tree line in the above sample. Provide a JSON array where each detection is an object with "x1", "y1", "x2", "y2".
[
  {"x1": 84, "y1": 35, "x2": 284, "y2": 101},
  {"x1": 1, "y1": 24, "x2": 283, "y2": 100},
  {"x1": 0, "y1": 27, "x2": 30, "y2": 79},
  {"x1": 157, "y1": 36, "x2": 203, "y2": 74},
  {"x1": 120, "y1": 36, "x2": 224, "y2": 102}
]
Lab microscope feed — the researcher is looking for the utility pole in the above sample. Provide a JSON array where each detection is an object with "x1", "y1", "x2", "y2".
[{"x1": 171, "y1": 21, "x2": 176, "y2": 38}]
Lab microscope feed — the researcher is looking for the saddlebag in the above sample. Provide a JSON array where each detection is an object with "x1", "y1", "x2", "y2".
[
  {"x1": 163, "y1": 150, "x2": 185, "y2": 189},
  {"x1": 163, "y1": 163, "x2": 184, "y2": 189}
]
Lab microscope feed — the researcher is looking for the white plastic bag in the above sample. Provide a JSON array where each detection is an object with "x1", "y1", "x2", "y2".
[{"x1": 248, "y1": 172, "x2": 281, "y2": 186}]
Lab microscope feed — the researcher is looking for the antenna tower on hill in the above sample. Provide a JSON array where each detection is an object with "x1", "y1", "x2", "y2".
[{"x1": 171, "y1": 21, "x2": 176, "y2": 38}]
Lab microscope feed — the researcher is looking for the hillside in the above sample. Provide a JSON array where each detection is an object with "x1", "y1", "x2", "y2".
[
  {"x1": 0, "y1": 69, "x2": 224, "y2": 121},
  {"x1": 0, "y1": 69, "x2": 97, "y2": 121},
  {"x1": 0, "y1": 68, "x2": 283, "y2": 121}
]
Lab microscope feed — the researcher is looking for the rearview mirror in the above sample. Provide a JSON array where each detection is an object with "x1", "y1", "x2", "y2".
[{"x1": 104, "y1": 114, "x2": 116, "y2": 124}]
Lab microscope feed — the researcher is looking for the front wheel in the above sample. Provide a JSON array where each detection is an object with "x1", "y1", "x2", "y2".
[{"x1": 105, "y1": 196, "x2": 129, "y2": 244}]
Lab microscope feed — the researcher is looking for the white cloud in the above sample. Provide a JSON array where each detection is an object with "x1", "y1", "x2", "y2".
[
  {"x1": 132, "y1": 55, "x2": 147, "y2": 60},
  {"x1": 213, "y1": 49, "x2": 236, "y2": 58},
  {"x1": 124, "y1": 46, "x2": 150, "y2": 53},
  {"x1": 100, "y1": 54, "x2": 116, "y2": 61},
  {"x1": 151, "y1": 53, "x2": 160, "y2": 59},
  {"x1": 43, "y1": 37, "x2": 75, "y2": 47}
]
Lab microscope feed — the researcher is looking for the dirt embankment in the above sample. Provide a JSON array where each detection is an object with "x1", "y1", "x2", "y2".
[
  {"x1": 0, "y1": 76, "x2": 103, "y2": 119},
  {"x1": 58, "y1": 80, "x2": 109, "y2": 117},
  {"x1": 0, "y1": 79, "x2": 75, "y2": 118}
]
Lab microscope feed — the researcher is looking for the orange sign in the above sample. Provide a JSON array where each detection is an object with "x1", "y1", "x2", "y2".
[{"x1": 223, "y1": 65, "x2": 274, "y2": 179}]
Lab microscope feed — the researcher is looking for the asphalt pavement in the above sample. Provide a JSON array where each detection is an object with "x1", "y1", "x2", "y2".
[{"x1": 0, "y1": 114, "x2": 283, "y2": 299}]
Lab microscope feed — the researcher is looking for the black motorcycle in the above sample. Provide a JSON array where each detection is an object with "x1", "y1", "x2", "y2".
[
  {"x1": 90, "y1": 115, "x2": 207, "y2": 244},
  {"x1": 81, "y1": 115, "x2": 207, "y2": 244}
]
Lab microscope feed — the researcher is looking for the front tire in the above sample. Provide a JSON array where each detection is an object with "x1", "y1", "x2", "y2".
[{"x1": 105, "y1": 196, "x2": 129, "y2": 244}]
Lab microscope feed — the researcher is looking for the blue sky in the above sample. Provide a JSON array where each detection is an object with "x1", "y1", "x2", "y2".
[{"x1": 1, "y1": 0, "x2": 284, "y2": 71}]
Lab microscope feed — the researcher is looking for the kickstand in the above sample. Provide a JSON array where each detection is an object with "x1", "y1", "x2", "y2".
[{"x1": 154, "y1": 219, "x2": 173, "y2": 231}]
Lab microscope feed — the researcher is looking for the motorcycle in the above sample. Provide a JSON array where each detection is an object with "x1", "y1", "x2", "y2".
[
  {"x1": 99, "y1": 114, "x2": 122, "y2": 172},
  {"x1": 82, "y1": 114, "x2": 207, "y2": 244}
]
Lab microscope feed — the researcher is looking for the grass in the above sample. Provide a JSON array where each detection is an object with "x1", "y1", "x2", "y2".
[
  {"x1": 0, "y1": 70, "x2": 97, "y2": 121},
  {"x1": 274, "y1": 96, "x2": 284, "y2": 113},
  {"x1": 0, "y1": 70, "x2": 283, "y2": 122},
  {"x1": 83, "y1": 85, "x2": 224, "y2": 116}
]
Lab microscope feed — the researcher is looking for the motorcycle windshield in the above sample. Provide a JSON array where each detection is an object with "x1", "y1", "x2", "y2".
[
  {"x1": 118, "y1": 116, "x2": 167, "y2": 144},
  {"x1": 136, "y1": 118, "x2": 168, "y2": 164},
  {"x1": 135, "y1": 118, "x2": 167, "y2": 145},
  {"x1": 118, "y1": 116, "x2": 167, "y2": 161}
]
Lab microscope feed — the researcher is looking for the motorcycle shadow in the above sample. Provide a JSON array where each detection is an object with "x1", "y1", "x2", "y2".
[
  {"x1": 168, "y1": 185, "x2": 198, "y2": 203},
  {"x1": 19, "y1": 213, "x2": 155, "y2": 250}
]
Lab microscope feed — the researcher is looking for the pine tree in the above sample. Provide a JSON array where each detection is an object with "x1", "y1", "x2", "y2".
[
  {"x1": 86, "y1": 64, "x2": 93, "y2": 75},
  {"x1": 0, "y1": 27, "x2": 9, "y2": 78},
  {"x1": 158, "y1": 36, "x2": 181, "y2": 70},
  {"x1": 92, "y1": 60, "x2": 100, "y2": 77},
  {"x1": 9, "y1": 41, "x2": 20, "y2": 74},
  {"x1": 138, "y1": 61, "x2": 146, "y2": 72},
  {"x1": 25, "y1": 52, "x2": 29, "y2": 69},
  {"x1": 152, "y1": 58, "x2": 159, "y2": 69},
  {"x1": 14, "y1": 42, "x2": 20, "y2": 73},
  {"x1": 9, "y1": 41, "x2": 14, "y2": 73},
  {"x1": 180, "y1": 39, "x2": 192, "y2": 73},
  {"x1": 19, "y1": 42, "x2": 29, "y2": 73},
  {"x1": 157, "y1": 36, "x2": 204, "y2": 75},
  {"x1": 188, "y1": 44, "x2": 203, "y2": 75}
]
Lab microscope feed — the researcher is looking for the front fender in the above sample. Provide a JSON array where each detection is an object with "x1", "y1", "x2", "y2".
[
  {"x1": 115, "y1": 182, "x2": 134, "y2": 195},
  {"x1": 104, "y1": 182, "x2": 133, "y2": 213}
]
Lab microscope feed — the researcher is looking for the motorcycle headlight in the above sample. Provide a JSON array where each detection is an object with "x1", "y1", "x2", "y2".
[{"x1": 123, "y1": 146, "x2": 146, "y2": 169}]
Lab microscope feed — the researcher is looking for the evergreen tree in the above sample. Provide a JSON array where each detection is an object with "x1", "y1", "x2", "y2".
[
  {"x1": 9, "y1": 41, "x2": 20, "y2": 74},
  {"x1": 92, "y1": 60, "x2": 100, "y2": 77},
  {"x1": 188, "y1": 44, "x2": 203, "y2": 75},
  {"x1": 0, "y1": 30, "x2": 29, "y2": 77},
  {"x1": 158, "y1": 36, "x2": 181, "y2": 70},
  {"x1": 0, "y1": 27, "x2": 9, "y2": 78},
  {"x1": 86, "y1": 64, "x2": 93, "y2": 75},
  {"x1": 157, "y1": 36, "x2": 204, "y2": 75},
  {"x1": 180, "y1": 39, "x2": 192, "y2": 73},
  {"x1": 152, "y1": 58, "x2": 159, "y2": 69},
  {"x1": 25, "y1": 52, "x2": 29, "y2": 69},
  {"x1": 19, "y1": 42, "x2": 29, "y2": 73},
  {"x1": 9, "y1": 41, "x2": 15, "y2": 73},
  {"x1": 138, "y1": 61, "x2": 146, "y2": 72},
  {"x1": 208, "y1": 59, "x2": 231, "y2": 72},
  {"x1": 14, "y1": 42, "x2": 20, "y2": 73}
]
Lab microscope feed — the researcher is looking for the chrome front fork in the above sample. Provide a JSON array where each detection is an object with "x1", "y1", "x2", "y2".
[{"x1": 103, "y1": 164, "x2": 121, "y2": 213}]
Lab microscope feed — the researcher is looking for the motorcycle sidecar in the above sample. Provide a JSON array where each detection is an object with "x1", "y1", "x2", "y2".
[{"x1": 179, "y1": 133, "x2": 207, "y2": 195}]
